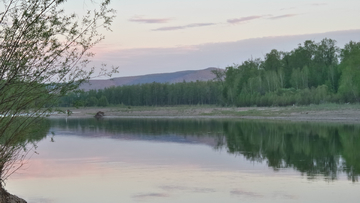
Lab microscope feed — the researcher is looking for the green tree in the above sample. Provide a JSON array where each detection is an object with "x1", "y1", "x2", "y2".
[
  {"x1": 263, "y1": 49, "x2": 283, "y2": 72},
  {"x1": 290, "y1": 67, "x2": 309, "y2": 90},
  {"x1": 98, "y1": 96, "x2": 109, "y2": 107},
  {"x1": 338, "y1": 41, "x2": 360, "y2": 101},
  {"x1": 314, "y1": 38, "x2": 340, "y2": 91},
  {"x1": 0, "y1": 0, "x2": 116, "y2": 198},
  {"x1": 87, "y1": 96, "x2": 99, "y2": 106}
]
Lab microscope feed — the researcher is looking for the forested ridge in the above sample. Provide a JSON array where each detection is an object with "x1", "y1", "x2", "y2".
[{"x1": 59, "y1": 38, "x2": 360, "y2": 107}]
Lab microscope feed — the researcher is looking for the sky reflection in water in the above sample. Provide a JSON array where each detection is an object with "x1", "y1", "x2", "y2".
[{"x1": 6, "y1": 118, "x2": 360, "y2": 203}]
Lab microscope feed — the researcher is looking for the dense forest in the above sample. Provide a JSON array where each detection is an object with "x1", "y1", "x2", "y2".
[
  {"x1": 221, "y1": 38, "x2": 360, "y2": 106},
  {"x1": 59, "y1": 80, "x2": 222, "y2": 107},
  {"x1": 59, "y1": 38, "x2": 360, "y2": 107}
]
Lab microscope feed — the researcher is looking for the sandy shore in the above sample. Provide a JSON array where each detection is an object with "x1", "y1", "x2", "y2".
[{"x1": 49, "y1": 105, "x2": 360, "y2": 123}]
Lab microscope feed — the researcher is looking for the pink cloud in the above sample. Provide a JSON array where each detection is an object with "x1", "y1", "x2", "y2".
[
  {"x1": 227, "y1": 16, "x2": 263, "y2": 24},
  {"x1": 153, "y1": 26, "x2": 184, "y2": 31},
  {"x1": 153, "y1": 23, "x2": 216, "y2": 31},
  {"x1": 268, "y1": 14, "x2": 297, "y2": 20},
  {"x1": 129, "y1": 17, "x2": 171, "y2": 24},
  {"x1": 132, "y1": 193, "x2": 169, "y2": 199}
]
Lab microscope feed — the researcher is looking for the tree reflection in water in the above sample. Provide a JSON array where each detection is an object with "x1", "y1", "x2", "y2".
[
  {"x1": 50, "y1": 118, "x2": 360, "y2": 182},
  {"x1": 223, "y1": 121, "x2": 360, "y2": 182},
  {"x1": 0, "y1": 118, "x2": 49, "y2": 201}
]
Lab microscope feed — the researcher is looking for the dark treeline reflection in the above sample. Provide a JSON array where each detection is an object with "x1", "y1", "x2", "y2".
[
  {"x1": 50, "y1": 118, "x2": 226, "y2": 146},
  {"x1": 49, "y1": 118, "x2": 360, "y2": 182},
  {"x1": 50, "y1": 118, "x2": 225, "y2": 137},
  {"x1": 223, "y1": 121, "x2": 360, "y2": 182}
]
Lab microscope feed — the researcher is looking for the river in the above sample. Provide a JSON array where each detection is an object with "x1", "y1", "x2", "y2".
[{"x1": 6, "y1": 118, "x2": 360, "y2": 203}]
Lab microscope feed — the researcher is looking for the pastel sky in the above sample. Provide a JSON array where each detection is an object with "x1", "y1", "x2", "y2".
[{"x1": 68, "y1": 0, "x2": 360, "y2": 78}]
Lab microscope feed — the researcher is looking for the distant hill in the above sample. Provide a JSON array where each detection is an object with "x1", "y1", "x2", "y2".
[{"x1": 79, "y1": 67, "x2": 220, "y2": 91}]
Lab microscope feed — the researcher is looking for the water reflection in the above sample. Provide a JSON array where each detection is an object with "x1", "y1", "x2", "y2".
[
  {"x1": 0, "y1": 118, "x2": 49, "y2": 179},
  {"x1": 49, "y1": 118, "x2": 360, "y2": 182},
  {"x1": 222, "y1": 122, "x2": 360, "y2": 182}
]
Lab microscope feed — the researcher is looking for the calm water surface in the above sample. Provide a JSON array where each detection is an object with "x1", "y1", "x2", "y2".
[{"x1": 6, "y1": 118, "x2": 360, "y2": 203}]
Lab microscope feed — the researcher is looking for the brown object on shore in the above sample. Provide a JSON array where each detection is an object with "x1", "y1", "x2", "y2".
[{"x1": 94, "y1": 111, "x2": 105, "y2": 119}]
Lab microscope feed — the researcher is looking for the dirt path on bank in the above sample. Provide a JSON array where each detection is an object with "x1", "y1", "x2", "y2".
[{"x1": 49, "y1": 105, "x2": 360, "y2": 123}]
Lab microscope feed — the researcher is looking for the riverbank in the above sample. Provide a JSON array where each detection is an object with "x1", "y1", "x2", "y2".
[{"x1": 49, "y1": 104, "x2": 360, "y2": 123}]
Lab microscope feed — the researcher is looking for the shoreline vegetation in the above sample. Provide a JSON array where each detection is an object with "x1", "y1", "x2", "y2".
[
  {"x1": 58, "y1": 39, "x2": 360, "y2": 109},
  {"x1": 0, "y1": 0, "x2": 117, "y2": 201},
  {"x1": 51, "y1": 104, "x2": 360, "y2": 123}
]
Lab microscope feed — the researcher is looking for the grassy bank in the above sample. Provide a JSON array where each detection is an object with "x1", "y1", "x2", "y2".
[{"x1": 51, "y1": 103, "x2": 360, "y2": 123}]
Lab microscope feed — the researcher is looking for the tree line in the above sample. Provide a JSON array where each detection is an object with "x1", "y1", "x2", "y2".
[
  {"x1": 221, "y1": 39, "x2": 360, "y2": 106},
  {"x1": 59, "y1": 38, "x2": 360, "y2": 107},
  {"x1": 59, "y1": 80, "x2": 222, "y2": 107}
]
